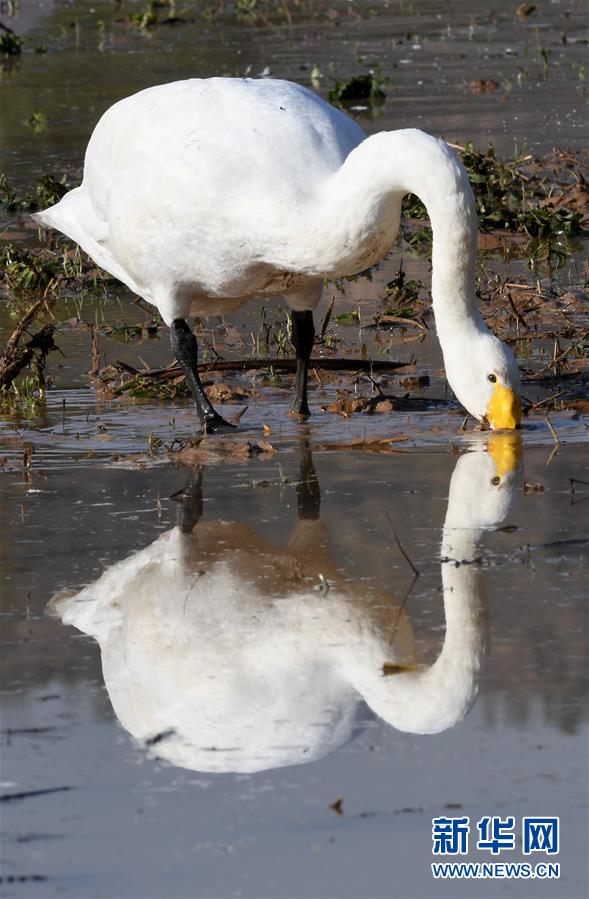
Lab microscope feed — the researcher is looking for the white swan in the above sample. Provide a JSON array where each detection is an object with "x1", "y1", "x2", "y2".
[
  {"x1": 33, "y1": 78, "x2": 521, "y2": 431},
  {"x1": 49, "y1": 435, "x2": 521, "y2": 774}
]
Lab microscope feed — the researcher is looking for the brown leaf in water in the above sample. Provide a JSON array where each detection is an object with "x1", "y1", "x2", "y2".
[
  {"x1": 539, "y1": 177, "x2": 589, "y2": 220},
  {"x1": 257, "y1": 440, "x2": 276, "y2": 455},
  {"x1": 559, "y1": 291, "x2": 588, "y2": 313},
  {"x1": 400, "y1": 375, "x2": 430, "y2": 389},
  {"x1": 516, "y1": 3, "x2": 536, "y2": 17},
  {"x1": 469, "y1": 79, "x2": 499, "y2": 93},
  {"x1": 314, "y1": 435, "x2": 408, "y2": 454},
  {"x1": 566, "y1": 398, "x2": 589, "y2": 414},
  {"x1": 567, "y1": 356, "x2": 589, "y2": 373},
  {"x1": 374, "y1": 398, "x2": 395, "y2": 413},
  {"x1": 169, "y1": 438, "x2": 277, "y2": 467},
  {"x1": 523, "y1": 481, "x2": 545, "y2": 494},
  {"x1": 204, "y1": 383, "x2": 257, "y2": 403},
  {"x1": 377, "y1": 314, "x2": 426, "y2": 330},
  {"x1": 322, "y1": 394, "x2": 370, "y2": 416}
]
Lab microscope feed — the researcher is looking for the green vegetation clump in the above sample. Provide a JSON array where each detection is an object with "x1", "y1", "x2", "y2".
[
  {"x1": 1, "y1": 243, "x2": 64, "y2": 292},
  {"x1": 128, "y1": 2, "x2": 160, "y2": 29},
  {"x1": 0, "y1": 242, "x2": 111, "y2": 296},
  {"x1": 0, "y1": 28, "x2": 22, "y2": 56},
  {"x1": 461, "y1": 143, "x2": 583, "y2": 236},
  {"x1": 112, "y1": 374, "x2": 188, "y2": 400},
  {"x1": 402, "y1": 145, "x2": 587, "y2": 265},
  {"x1": 382, "y1": 266, "x2": 424, "y2": 319},
  {"x1": 328, "y1": 69, "x2": 387, "y2": 105},
  {"x1": 403, "y1": 144, "x2": 585, "y2": 238},
  {"x1": 26, "y1": 112, "x2": 49, "y2": 133},
  {"x1": 0, "y1": 171, "x2": 81, "y2": 212}
]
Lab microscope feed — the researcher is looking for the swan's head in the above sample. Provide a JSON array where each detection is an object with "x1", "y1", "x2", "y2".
[{"x1": 444, "y1": 329, "x2": 522, "y2": 430}]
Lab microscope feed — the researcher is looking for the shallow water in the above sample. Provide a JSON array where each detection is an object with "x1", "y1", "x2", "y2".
[
  {"x1": 1, "y1": 2, "x2": 589, "y2": 898},
  {"x1": 2, "y1": 438, "x2": 588, "y2": 898},
  {"x1": 1, "y1": 0, "x2": 588, "y2": 186}
]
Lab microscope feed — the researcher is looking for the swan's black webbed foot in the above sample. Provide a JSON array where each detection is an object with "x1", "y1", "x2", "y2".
[
  {"x1": 288, "y1": 401, "x2": 311, "y2": 419},
  {"x1": 201, "y1": 412, "x2": 236, "y2": 434}
]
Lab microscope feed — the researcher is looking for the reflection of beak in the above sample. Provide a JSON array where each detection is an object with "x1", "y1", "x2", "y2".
[
  {"x1": 487, "y1": 433, "x2": 523, "y2": 478},
  {"x1": 486, "y1": 384, "x2": 522, "y2": 430}
]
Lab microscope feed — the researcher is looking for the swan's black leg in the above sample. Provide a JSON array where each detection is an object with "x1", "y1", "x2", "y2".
[
  {"x1": 170, "y1": 319, "x2": 234, "y2": 433},
  {"x1": 296, "y1": 438, "x2": 320, "y2": 520},
  {"x1": 289, "y1": 310, "x2": 315, "y2": 417},
  {"x1": 171, "y1": 471, "x2": 203, "y2": 534}
]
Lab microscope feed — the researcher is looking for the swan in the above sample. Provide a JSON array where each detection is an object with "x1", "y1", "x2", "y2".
[
  {"x1": 49, "y1": 435, "x2": 521, "y2": 774},
  {"x1": 33, "y1": 77, "x2": 521, "y2": 431}
]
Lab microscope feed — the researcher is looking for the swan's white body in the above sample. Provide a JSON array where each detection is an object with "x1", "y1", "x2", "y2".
[
  {"x1": 34, "y1": 77, "x2": 521, "y2": 425},
  {"x1": 50, "y1": 439, "x2": 520, "y2": 774}
]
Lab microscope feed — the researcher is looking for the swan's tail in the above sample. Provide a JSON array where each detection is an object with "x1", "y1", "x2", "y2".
[{"x1": 32, "y1": 187, "x2": 142, "y2": 297}]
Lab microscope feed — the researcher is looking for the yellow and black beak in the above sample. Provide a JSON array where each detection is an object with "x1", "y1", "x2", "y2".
[{"x1": 486, "y1": 383, "x2": 522, "y2": 430}]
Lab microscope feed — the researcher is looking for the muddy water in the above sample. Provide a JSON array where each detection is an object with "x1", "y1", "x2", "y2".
[
  {"x1": 1, "y1": 1, "x2": 589, "y2": 898},
  {"x1": 1, "y1": 0, "x2": 588, "y2": 186},
  {"x1": 2, "y1": 440, "x2": 588, "y2": 898}
]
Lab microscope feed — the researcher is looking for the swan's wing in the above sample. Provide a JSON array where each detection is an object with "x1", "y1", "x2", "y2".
[{"x1": 32, "y1": 187, "x2": 143, "y2": 297}]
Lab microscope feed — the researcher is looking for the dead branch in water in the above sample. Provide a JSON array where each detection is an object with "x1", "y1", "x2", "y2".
[
  {"x1": 0, "y1": 301, "x2": 59, "y2": 390},
  {"x1": 116, "y1": 356, "x2": 414, "y2": 381}
]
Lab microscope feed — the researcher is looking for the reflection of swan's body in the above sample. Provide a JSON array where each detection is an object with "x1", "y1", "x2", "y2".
[{"x1": 51, "y1": 438, "x2": 520, "y2": 773}]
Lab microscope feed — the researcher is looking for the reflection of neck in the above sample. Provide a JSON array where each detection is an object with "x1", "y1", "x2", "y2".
[
  {"x1": 353, "y1": 453, "x2": 502, "y2": 734},
  {"x1": 372, "y1": 562, "x2": 485, "y2": 735}
]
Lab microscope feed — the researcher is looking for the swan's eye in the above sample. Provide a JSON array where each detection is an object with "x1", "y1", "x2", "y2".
[
  {"x1": 491, "y1": 476, "x2": 501, "y2": 486},
  {"x1": 488, "y1": 373, "x2": 497, "y2": 383}
]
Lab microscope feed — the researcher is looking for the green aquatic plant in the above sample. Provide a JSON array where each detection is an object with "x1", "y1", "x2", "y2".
[
  {"x1": 0, "y1": 27, "x2": 22, "y2": 56},
  {"x1": 0, "y1": 243, "x2": 63, "y2": 292},
  {"x1": 147, "y1": 433, "x2": 163, "y2": 455},
  {"x1": 236, "y1": 0, "x2": 259, "y2": 14},
  {"x1": 259, "y1": 366, "x2": 282, "y2": 384},
  {"x1": 333, "y1": 308, "x2": 361, "y2": 326},
  {"x1": 26, "y1": 111, "x2": 48, "y2": 133},
  {"x1": 382, "y1": 265, "x2": 424, "y2": 318},
  {"x1": 112, "y1": 374, "x2": 188, "y2": 401},
  {"x1": 402, "y1": 144, "x2": 586, "y2": 265},
  {"x1": 0, "y1": 170, "x2": 81, "y2": 212},
  {"x1": 1, "y1": 374, "x2": 45, "y2": 417},
  {"x1": 105, "y1": 322, "x2": 160, "y2": 342},
  {"x1": 0, "y1": 242, "x2": 114, "y2": 297},
  {"x1": 129, "y1": 1, "x2": 159, "y2": 29},
  {"x1": 328, "y1": 68, "x2": 387, "y2": 105}
]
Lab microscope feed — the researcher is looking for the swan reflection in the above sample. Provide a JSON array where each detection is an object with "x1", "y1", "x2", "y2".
[{"x1": 50, "y1": 436, "x2": 521, "y2": 773}]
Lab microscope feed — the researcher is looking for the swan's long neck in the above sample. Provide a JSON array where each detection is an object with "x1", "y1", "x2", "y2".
[{"x1": 291, "y1": 129, "x2": 483, "y2": 338}]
